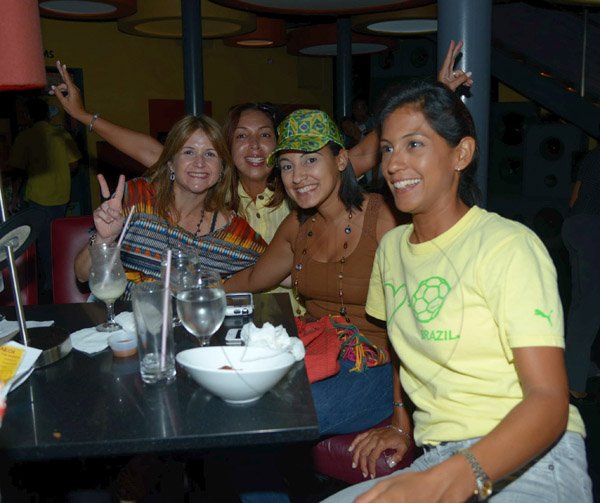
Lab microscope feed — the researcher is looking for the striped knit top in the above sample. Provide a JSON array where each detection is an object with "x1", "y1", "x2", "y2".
[{"x1": 119, "y1": 178, "x2": 267, "y2": 299}]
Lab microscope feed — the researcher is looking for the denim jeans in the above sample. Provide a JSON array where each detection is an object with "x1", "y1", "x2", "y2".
[
  {"x1": 311, "y1": 359, "x2": 393, "y2": 435},
  {"x1": 323, "y1": 431, "x2": 592, "y2": 502}
]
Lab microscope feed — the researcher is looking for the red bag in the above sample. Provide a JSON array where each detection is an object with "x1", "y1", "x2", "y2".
[{"x1": 295, "y1": 316, "x2": 342, "y2": 383}]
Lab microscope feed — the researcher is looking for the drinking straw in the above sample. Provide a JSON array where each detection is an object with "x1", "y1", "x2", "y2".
[
  {"x1": 117, "y1": 207, "x2": 135, "y2": 247},
  {"x1": 160, "y1": 249, "x2": 172, "y2": 371}
]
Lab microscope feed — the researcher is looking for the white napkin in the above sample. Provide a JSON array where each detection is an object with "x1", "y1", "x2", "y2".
[
  {"x1": 240, "y1": 322, "x2": 305, "y2": 362},
  {"x1": 0, "y1": 340, "x2": 43, "y2": 400},
  {"x1": 0, "y1": 319, "x2": 54, "y2": 341},
  {"x1": 70, "y1": 312, "x2": 136, "y2": 355}
]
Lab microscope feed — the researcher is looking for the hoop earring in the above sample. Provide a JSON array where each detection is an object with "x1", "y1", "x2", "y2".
[{"x1": 169, "y1": 170, "x2": 175, "y2": 181}]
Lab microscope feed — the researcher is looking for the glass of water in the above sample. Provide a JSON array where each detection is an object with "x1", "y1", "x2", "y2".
[
  {"x1": 176, "y1": 268, "x2": 226, "y2": 346},
  {"x1": 89, "y1": 242, "x2": 127, "y2": 332},
  {"x1": 161, "y1": 248, "x2": 197, "y2": 326}
]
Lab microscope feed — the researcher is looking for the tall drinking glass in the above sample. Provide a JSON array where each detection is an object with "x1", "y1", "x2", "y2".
[
  {"x1": 176, "y1": 268, "x2": 226, "y2": 346},
  {"x1": 161, "y1": 248, "x2": 197, "y2": 326},
  {"x1": 89, "y1": 242, "x2": 127, "y2": 332}
]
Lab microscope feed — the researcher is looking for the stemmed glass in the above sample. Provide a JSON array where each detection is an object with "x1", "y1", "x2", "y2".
[
  {"x1": 89, "y1": 242, "x2": 127, "y2": 332},
  {"x1": 176, "y1": 267, "x2": 226, "y2": 346},
  {"x1": 161, "y1": 248, "x2": 197, "y2": 326}
]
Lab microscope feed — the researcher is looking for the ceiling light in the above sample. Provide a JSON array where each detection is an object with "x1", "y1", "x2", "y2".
[
  {"x1": 224, "y1": 17, "x2": 286, "y2": 48},
  {"x1": 352, "y1": 5, "x2": 437, "y2": 35},
  {"x1": 118, "y1": 0, "x2": 255, "y2": 39},
  {"x1": 39, "y1": 0, "x2": 137, "y2": 20},
  {"x1": 210, "y1": 0, "x2": 425, "y2": 16},
  {"x1": 287, "y1": 23, "x2": 396, "y2": 56},
  {"x1": 1, "y1": 0, "x2": 45, "y2": 90}
]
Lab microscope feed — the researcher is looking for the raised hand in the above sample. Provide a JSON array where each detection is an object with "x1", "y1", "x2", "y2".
[
  {"x1": 49, "y1": 61, "x2": 90, "y2": 123},
  {"x1": 438, "y1": 40, "x2": 473, "y2": 92},
  {"x1": 93, "y1": 174, "x2": 126, "y2": 243},
  {"x1": 349, "y1": 425, "x2": 411, "y2": 480}
]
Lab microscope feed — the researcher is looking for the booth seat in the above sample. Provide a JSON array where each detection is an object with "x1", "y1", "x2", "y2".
[
  {"x1": 51, "y1": 215, "x2": 93, "y2": 304},
  {"x1": 312, "y1": 416, "x2": 418, "y2": 485}
]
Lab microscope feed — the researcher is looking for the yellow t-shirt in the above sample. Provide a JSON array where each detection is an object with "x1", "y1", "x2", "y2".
[
  {"x1": 9, "y1": 121, "x2": 81, "y2": 206},
  {"x1": 367, "y1": 206, "x2": 585, "y2": 446}
]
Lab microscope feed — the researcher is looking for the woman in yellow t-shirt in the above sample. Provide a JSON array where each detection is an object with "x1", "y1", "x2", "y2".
[{"x1": 325, "y1": 80, "x2": 592, "y2": 502}]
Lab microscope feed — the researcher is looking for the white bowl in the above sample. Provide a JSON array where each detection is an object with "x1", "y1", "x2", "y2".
[{"x1": 176, "y1": 346, "x2": 296, "y2": 404}]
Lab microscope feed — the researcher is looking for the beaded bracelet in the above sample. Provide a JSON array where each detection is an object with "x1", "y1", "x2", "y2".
[
  {"x1": 392, "y1": 401, "x2": 404, "y2": 408},
  {"x1": 385, "y1": 424, "x2": 412, "y2": 443}
]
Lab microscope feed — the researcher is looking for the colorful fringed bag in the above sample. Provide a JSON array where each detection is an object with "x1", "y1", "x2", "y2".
[{"x1": 295, "y1": 315, "x2": 389, "y2": 383}]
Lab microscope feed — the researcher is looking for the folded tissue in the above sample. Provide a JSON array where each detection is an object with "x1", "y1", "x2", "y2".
[
  {"x1": 240, "y1": 322, "x2": 305, "y2": 362},
  {"x1": 70, "y1": 312, "x2": 136, "y2": 354}
]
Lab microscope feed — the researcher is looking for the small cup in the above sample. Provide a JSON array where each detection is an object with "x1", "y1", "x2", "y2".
[
  {"x1": 132, "y1": 281, "x2": 176, "y2": 384},
  {"x1": 108, "y1": 331, "x2": 138, "y2": 358}
]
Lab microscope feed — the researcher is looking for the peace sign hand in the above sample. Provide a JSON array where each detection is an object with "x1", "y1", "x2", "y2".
[
  {"x1": 93, "y1": 174, "x2": 126, "y2": 243},
  {"x1": 49, "y1": 61, "x2": 90, "y2": 123}
]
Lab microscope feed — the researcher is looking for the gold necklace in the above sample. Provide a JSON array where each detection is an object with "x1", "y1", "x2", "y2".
[{"x1": 293, "y1": 211, "x2": 353, "y2": 321}]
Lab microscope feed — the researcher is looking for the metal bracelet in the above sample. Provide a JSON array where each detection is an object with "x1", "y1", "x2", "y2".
[
  {"x1": 392, "y1": 401, "x2": 405, "y2": 408},
  {"x1": 89, "y1": 113, "x2": 100, "y2": 132},
  {"x1": 385, "y1": 424, "x2": 412, "y2": 442}
]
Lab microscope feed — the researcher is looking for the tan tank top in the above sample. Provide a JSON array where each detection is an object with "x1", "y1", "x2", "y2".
[{"x1": 293, "y1": 194, "x2": 388, "y2": 350}]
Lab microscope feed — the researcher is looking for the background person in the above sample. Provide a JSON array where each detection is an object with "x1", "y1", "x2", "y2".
[
  {"x1": 7, "y1": 97, "x2": 81, "y2": 295},
  {"x1": 562, "y1": 142, "x2": 600, "y2": 402},
  {"x1": 325, "y1": 80, "x2": 590, "y2": 503}
]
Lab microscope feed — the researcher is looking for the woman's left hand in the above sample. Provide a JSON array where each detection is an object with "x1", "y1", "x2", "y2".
[
  {"x1": 349, "y1": 425, "x2": 411, "y2": 479},
  {"x1": 438, "y1": 40, "x2": 473, "y2": 91}
]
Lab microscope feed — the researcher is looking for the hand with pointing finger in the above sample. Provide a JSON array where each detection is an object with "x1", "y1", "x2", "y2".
[
  {"x1": 49, "y1": 60, "x2": 91, "y2": 124},
  {"x1": 438, "y1": 40, "x2": 473, "y2": 92}
]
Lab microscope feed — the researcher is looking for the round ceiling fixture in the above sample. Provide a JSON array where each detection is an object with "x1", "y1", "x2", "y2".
[
  {"x1": 287, "y1": 23, "x2": 396, "y2": 57},
  {"x1": 118, "y1": 0, "x2": 255, "y2": 39},
  {"x1": 210, "y1": 0, "x2": 433, "y2": 16},
  {"x1": 38, "y1": 0, "x2": 137, "y2": 20},
  {"x1": 224, "y1": 16, "x2": 286, "y2": 47},
  {"x1": 352, "y1": 5, "x2": 437, "y2": 35}
]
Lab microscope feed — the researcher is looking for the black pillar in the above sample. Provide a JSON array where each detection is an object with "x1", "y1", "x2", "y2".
[
  {"x1": 336, "y1": 17, "x2": 352, "y2": 121},
  {"x1": 181, "y1": 0, "x2": 204, "y2": 116},
  {"x1": 438, "y1": 0, "x2": 492, "y2": 206}
]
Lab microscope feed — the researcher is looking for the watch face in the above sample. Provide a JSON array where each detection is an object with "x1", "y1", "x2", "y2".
[{"x1": 479, "y1": 480, "x2": 493, "y2": 500}]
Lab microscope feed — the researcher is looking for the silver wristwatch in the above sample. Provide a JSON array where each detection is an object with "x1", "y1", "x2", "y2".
[{"x1": 457, "y1": 448, "x2": 493, "y2": 501}]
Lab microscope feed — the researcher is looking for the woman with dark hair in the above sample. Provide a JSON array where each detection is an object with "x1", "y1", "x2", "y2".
[
  {"x1": 324, "y1": 80, "x2": 591, "y2": 502},
  {"x1": 224, "y1": 109, "x2": 406, "y2": 434},
  {"x1": 221, "y1": 102, "x2": 289, "y2": 242},
  {"x1": 74, "y1": 114, "x2": 266, "y2": 299}
]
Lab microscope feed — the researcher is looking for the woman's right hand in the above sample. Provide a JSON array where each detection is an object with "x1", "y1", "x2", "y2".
[
  {"x1": 93, "y1": 174, "x2": 126, "y2": 243},
  {"x1": 49, "y1": 61, "x2": 90, "y2": 123},
  {"x1": 348, "y1": 424, "x2": 411, "y2": 480}
]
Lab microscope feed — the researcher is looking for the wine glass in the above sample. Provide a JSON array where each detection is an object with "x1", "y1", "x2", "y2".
[
  {"x1": 89, "y1": 242, "x2": 127, "y2": 332},
  {"x1": 161, "y1": 248, "x2": 197, "y2": 326},
  {"x1": 176, "y1": 268, "x2": 226, "y2": 346}
]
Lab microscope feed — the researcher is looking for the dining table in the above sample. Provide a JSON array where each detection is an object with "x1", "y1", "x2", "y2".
[{"x1": 0, "y1": 293, "x2": 319, "y2": 462}]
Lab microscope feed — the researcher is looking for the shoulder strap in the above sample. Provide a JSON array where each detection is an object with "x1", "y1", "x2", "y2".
[{"x1": 362, "y1": 194, "x2": 382, "y2": 238}]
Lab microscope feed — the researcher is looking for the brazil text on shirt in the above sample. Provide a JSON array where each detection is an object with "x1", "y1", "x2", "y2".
[{"x1": 420, "y1": 329, "x2": 460, "y2": 342}]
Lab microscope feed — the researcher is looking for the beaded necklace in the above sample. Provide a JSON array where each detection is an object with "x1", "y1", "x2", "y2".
[
  {"x1": 293, "y1": 211, "x2": 353, "y2": 321},
  {"x1": 167, "y1": 207, "x2": 205, "y2": 249},
  {"x1": 193, "y1": 208, "x2": 206, "y2": 241}
]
